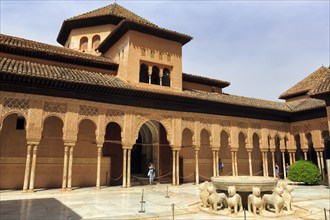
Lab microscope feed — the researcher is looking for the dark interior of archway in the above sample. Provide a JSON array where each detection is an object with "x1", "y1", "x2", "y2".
[
  {"x1": 295, "y1": 135, "x2": 304, "y2": 161},
  {"x1": 325, "y1": 141, "x2": 330, "y2": 174},
  {"x1": 132, "y1": 121, "x2": 172, "y2": 183},
  {"x1": 103, "y1": 123, "x2": 122, "y2": 186}
]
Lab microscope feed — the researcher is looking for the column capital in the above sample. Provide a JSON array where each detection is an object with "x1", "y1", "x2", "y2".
[
  {"x1": 171, "y1": 145, "x2": 181, "y2": 151},
  {"x1": 27, "y1": 141, "x2": 39, "y2": 146}
]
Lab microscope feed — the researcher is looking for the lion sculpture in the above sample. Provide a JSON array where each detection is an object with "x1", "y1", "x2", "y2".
[
  {"x1": 262, "y1": 186, "x2": 284, "y2": 215},
  {"x1": 207, "y1": 184, "x2": 227, "y2": 212},
  {"x1": 248, "y1": 186, "x2": 263, "y2": 215},
  {"x1": 199, "y1": 181, "x2": 210, "y2": 208},
  {"x1": 227, "y1": 186, "x2": 243, "y2": 214}
]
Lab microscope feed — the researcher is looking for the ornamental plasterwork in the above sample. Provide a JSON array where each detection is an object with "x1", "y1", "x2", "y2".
[
  {"x1": 182, "y1": 116, "x2": 195, "y2": 134},
  {"x1": 2, "y1": 97, "x2": 29, "y2": 117},
  {"x1": 320, "y1": 121, "x2": 328, "y2": 131},
  {"x1": 251, "y1": 122, "x2": 262, "y2": 130},
  {"x1": 220, "y1": 120, "x2": 231, "y2": 128},
  {"x1": 237, "y1": 121, "x2": 249, "y2": 129},
  {"x1": 291, "y1": 125, "x2": 301, "y2": 134},
  {"x1": 78, "y1": 105, "x2": 99, "y2": 124},
  {"x1": 302, "y1": 124, "x2": 312, "y2": 133},
  {"x1": 43, "y1": 101, "x2": 67, "y2": 121},
  {"x1": 105, "y1": 109, "x2": 125, "y2": 127},
  {"x1": 265, "y1": 123, "x2": 289, "y2": 132},
  {"x1": 199, "y1": 118, "x2": 212, "y2": 135}
]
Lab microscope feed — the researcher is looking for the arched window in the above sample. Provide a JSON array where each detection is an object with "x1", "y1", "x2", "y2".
[
  {"x1": 151, "y1": 66, "x2": 160, "y2": 85},
  {"x1": 92, "y1": 35, "x2": 101, "y2": 50},
  {"x1": 139, "y1": 64, "x2": 149, "y2": 83},
  {"x1": 162, "y1": 68, "x2": 170, "y2": 87},
  {"x1": 79, "y1": 36, "x2": 88, "y2": 52}
]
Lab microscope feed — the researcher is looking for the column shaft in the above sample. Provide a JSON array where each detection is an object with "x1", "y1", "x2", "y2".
[
  {"x1": 304, "y1": 152, "x2": 307, "y2": 160},
  {"x1": 215, "y1": 151, "x2": 219, "y2": 176},
  {"x1": 234, "y1": 151, "x2": 238, "y2": 176},
  {"x1": 176, "y1": 150, "x2": 179, "y2": 186},
  {"x1": 62, "y1": 146, "x2": 69, "y2": 190},
  {"x1": 262, "y1": 152, "x2": 265, "y2": 177},
  {"x1": 212, "y1": 151, "x2": 216, "y2": 177},
  {"x1": 172, "y1": 150, "x2": 176, "y2": 185},
  {"x1": 127, "y1": 149, "x2": 131, "y2": 187},
  {"x1": 248, "y1": 151, "x2": 252, "y2": 176},
  {"x1": 317, "y1": 151, "x2": 321, "y2": 173},
  {"x1": 320, "y1": 151, "x2": 325, "y2": 180},
  {"x1": 67, "y1": 146, "x2": 74, "y2": 190},
  {"x1": 293, "y1": 152, "x2": 296, "y2": 163},
  {"x1": 122, "y1": 149, "x2": 127, "y2": 188},
  {"x1": 231, "y1": 151, "x2": 235, "y2": 176},
  {"x1": 272, "y1": 151, "x2": 275, "y2": 178},
  {"x1": 28, "y1": 145, "x2": 38, "y2": 192},
  {"x1": 195, "y1": 150, "x2": 199, "y2": 184},
  {"x1": 282, "y1": 152, "x2": 286, "y2": 179},
  {"x1": 289, "y1": 152, "x2": 293, "y2": 164},
  {"x1": 96, "y1": 146, "x2": 102, "y2": 189},
  {"x1": 23, "y1": 145, "x2": 32, "y2": 192}
]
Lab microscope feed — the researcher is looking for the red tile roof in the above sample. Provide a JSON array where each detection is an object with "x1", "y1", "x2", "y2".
[{"x1": 279, "y1": 66, "x2": 330, "y2": 99}]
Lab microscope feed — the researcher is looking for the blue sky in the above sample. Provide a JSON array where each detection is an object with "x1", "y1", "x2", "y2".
[{"x1": 1, "y1": 0, "x2": 329, "y2": 101}]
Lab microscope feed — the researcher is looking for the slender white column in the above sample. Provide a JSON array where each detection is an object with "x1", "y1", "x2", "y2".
[
  {"x1": 28, "y1": 145, "x2": 38, "y2": 192},
  {"x1": 215, "y1": 151, "x2": 219, "y2": 176},
  {"x1": 234, "y1": 151, "x2": 238, "y2": 176},
  {"x1": 195, "y1": 150, "x2": 199, "y2": 184},
  {"x1": 67, "y1": 146, "x2": 74, "y2": 190},
  {"x1": 304, "y1": 152, "x2": 307, "y2": 160},
  {"x1": 320, "y1": 151, "x2": 325, "y2": 180},
  {"x1": 248, "y1": 151, "x2": 252, "y2": 176},
  {"x1": 262, "y1": 152, "x2": 265, "y2": 176},
  {"x1": 127, "y1": 149, "x2": 131, "y2": 187},
  {"x1": 23, "y1": 145, "x2": 32, "y2": 192},
  {"x1": 289, "y1": 152, "x2": 293, "y2": 164},
  {"x1": 293, "y1": 152, "x2": 296, "y2": 163},
  {"x1": 176, "y1": 151, "x2": 179, "y2": 186},
  {"x1": 265, "y1": 152, "x2": 269, "y2": 177},
  {"x1": 317, "y1": 151, "x2": 321, "y2": 173},
  {"x1": 272, "y1": 151, "x2": 275, "y2": 178},
  {"x1": 122, "y1": 149, "x2": 127, "y2": 188},
  {"x1": 96, "y1": 146, "x2": 102, "y2": 189},
  {"x1": 282, "y1": 152, "x2": 286, "y2": 179},
  {"x1": 62, "y1": 145, "x2": 69, "y2": 190},
  {"x1": 172, "y1": 150, "x2": 176, "y2": 185},
  {"x1": 212, "y1": 150, "x2": 217, "y2": 176},
  {"x1": 231, "y1": 151, "x2": 235, "y2": 176}
]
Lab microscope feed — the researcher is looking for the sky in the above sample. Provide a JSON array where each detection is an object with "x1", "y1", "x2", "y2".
[{"x1": 0, "y1": 0, "x2": 329, "y2": 101}]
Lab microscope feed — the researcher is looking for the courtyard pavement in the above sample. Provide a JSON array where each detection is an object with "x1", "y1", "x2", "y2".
[{"x1": 0, "y1": 182, "x2": 329, "y2": 220}]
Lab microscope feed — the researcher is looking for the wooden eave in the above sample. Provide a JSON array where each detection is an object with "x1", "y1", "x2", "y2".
[
  {"x1": 1, "y1": 71, "x2": 326, "y2": 122},
  {"x1": 182, "y1": 73, "x2": 230, "y2": 88},
  {"x1": 0, "y1": 42, "x2": 118, "y2": 71},
  {"x1": 57, "y1": 14, "x2": 123, "y2": 46},
  {"x1": 98, "y1": 20, "x2": 192, "y2": 53}
]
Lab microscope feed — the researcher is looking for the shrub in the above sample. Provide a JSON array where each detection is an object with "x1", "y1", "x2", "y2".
[{"x1": 287, "y1": 160, "x2": 321, "y2": 185}]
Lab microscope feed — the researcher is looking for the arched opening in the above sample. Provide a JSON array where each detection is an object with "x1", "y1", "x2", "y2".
[
  {"x1": 36, "y1": 116, "x2": 64, "y2": 188},
  {"x1": 322, "y1": 130, "x2": 330, "y2": 175},
  {"x1": 266, "y1": 136, "x2": 272, "y2": 176},
  {"x1": 162, "y1": 68, "x2": 171, "y2": 87},
  {"x1": 180, "y1": 128, "x2": 194, "y2": 183},
  {"x1": 139, "y1": 64, "x2": 149, "y2": 83},
  {"x1": 306, "y1": 133, "x2": 317, "y2": 165},
  {"x1": 151, "y1": 66, "x2": 160, "y2": 85},
  {"x1": 132, "y1": 120, "x2": 172, "y2": 184},
  {"x1": 79, "y1": 36, "x2": 88, "y2": 52},
  {"x1": 73, "y1": 119, "x2": 101, "y2": 187},
  {"x1": 219, "y1": 130, "x2": 231, "y2": 175},
  {"x1": 199, "y1": 129, "x2": 212, "y2": 181},
  {"x1": 251, "y1": 133, "x2": 262, "y2": 176},
  {"x1": 237, "y1": 132, "x2": 249, "y2": 175},
  {"x1": 275, "y1": 136, "x2": 283, "y2": 177},
  {"x1": 295, "y1": 134, "x2": 304, "y2": 161},
  {"x1": 92, "y1": 35, "x2": 101, "y2": 50},
  {"x1": 0, "y1": 113, "x2": 27, "y2": 189},
  {"x1": 103, "y1": 122, "x2": 122, "y2": 186}
]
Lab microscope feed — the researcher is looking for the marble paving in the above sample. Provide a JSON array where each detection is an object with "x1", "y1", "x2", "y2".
[{"x1": 0, "y1": 183, "x2": 329, "y2": 219}]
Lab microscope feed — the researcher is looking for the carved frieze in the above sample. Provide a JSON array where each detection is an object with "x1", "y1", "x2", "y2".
[{"x1": 3, "y1": 97, "x2": 29, "y2": 117}]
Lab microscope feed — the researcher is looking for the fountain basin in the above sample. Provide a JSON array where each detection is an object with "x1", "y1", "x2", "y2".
[{"x1": 211, "y1": 176, "x2": 278, "y2": 192}]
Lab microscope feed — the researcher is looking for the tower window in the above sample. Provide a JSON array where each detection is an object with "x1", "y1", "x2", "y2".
[
  {"x1": 139, "y1": 64, "x2": 149, "y2": 83},
  {"x1": 162, "y1": 68, "x2": 170, "y2": 87},
  {"x1": 151, "y1": 66, "x2": 160, "y2": 85},
  {"x1": 92, "y1": 35, "x2": 101, "y2": 51},
  {"x1": 79, "y1": 36, "x2": 88, "y2": 52}
]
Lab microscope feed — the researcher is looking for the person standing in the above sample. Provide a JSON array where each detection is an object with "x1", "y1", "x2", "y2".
[
  {"x1": 147, "y1": 162, "x2": 155, "y2": 185},
  {"x1": 219, "y1": 159, "x2": 224, "y2": 175},
  {"x1": 275, "y1": 161, "x2": 280, "y2": 178},
  {"x1": 285, "y1": 163, "x2": 290, "y2": 178}
]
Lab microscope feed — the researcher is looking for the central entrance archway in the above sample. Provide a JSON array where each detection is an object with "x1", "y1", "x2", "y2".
[{"x1": 131, "y1": 120, "x2": 172, "y2": 183}]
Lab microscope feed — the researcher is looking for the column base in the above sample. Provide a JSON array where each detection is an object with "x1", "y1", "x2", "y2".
[
  {"x1": 22, "y1": 189, "x2": 28, "y2": 193},
  {"x1": 27, "y1": 189, "x2": 35, "y2": 193},
  {"x1": 96, "y1": 187, "x2": 101, "y2": 190}
]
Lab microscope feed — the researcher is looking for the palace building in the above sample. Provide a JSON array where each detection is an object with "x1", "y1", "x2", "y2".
[{"x1": 0, "y1": 3, "x2": 329, "y2": 191}]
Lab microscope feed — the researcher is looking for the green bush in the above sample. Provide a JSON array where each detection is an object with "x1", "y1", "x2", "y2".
[{"x1": 287, "y1": 160, "x2": 321, "y2": 185}]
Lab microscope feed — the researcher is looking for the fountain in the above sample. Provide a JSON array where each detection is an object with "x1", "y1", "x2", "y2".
[{"x1": 211, "y1": 176, "x2": 278, "y2": 209}]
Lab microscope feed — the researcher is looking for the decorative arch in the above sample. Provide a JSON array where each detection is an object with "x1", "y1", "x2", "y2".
[
  {"x1": 79, "y1": 36, "x2": 88, "y2": 51},
  {"x1": 252, "y1": 133, "x2": 262, "y2": 175},
  {"x1": 199, "y1": 128, "x2": 212, "y2": 180},
  {"x1": 180, "y1": 128, "x2": 195, "y2": 183},
  {"x1": 237, "y1": 131, "x2": 249, "y2": 175},
  {"x1": 151, "y1": 66, "x2": 160, "y2": 85},
  {"x1": 219, "y1": 130, "x2": 231, "y2": 175},
  {"x1": 92, "y1": 35, "x2": 101, "y2": 50},
  {"x1": 139, "y1": 63, "x2": 149, "y2": 83},
  {"x1": 162, "y1": 68, "x2": 170, "y2": 87}
]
